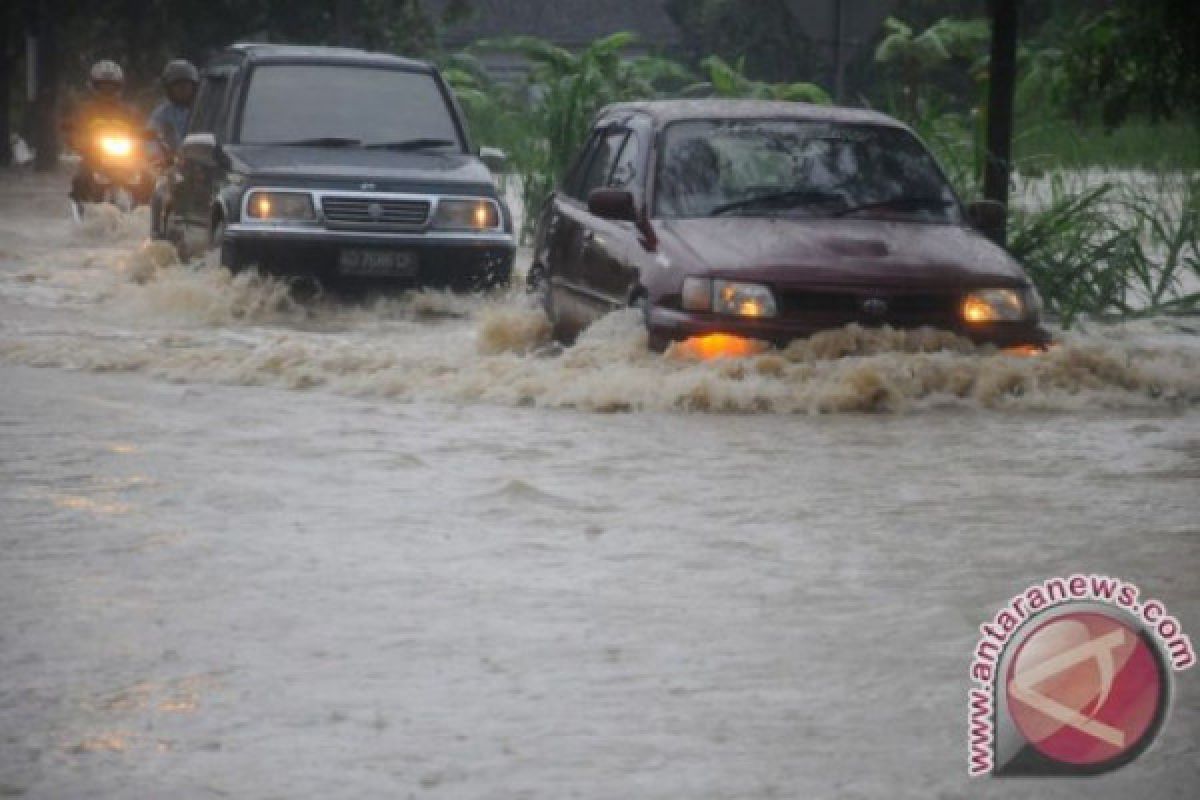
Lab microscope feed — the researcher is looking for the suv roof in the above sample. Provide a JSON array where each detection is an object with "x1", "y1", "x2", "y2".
[{"x1": 224, "y1": 43, "x2": 433, "y2": 72}]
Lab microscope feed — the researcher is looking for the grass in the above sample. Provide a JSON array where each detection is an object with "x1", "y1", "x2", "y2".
[
  {"x1": 1014, "y1": 117, "x2": 1200, "y2": 173},
  {"x1": 1008, "y1": 173, "x2": 1199, "y2": 324}
]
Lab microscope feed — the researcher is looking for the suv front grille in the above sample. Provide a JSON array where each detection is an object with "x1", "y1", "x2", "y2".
[{"x1": 321, "y1": 196, "x2": 431, "y2": 231}]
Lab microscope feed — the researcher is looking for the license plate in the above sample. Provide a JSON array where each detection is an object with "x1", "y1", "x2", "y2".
[{"x1": 337, "y1": 249, "x2": 418, "y2": 277}]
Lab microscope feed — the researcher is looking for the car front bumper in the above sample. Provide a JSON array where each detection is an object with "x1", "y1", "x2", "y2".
[
  {"x1": 223, "y1": 225, "x2": 515, "y2": 290},
  {"x1": 645, "y1": 305, "x2": 1053, "y2": 352}
]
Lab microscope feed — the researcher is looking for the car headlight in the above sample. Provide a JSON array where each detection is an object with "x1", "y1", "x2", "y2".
[
  {"x1": 245, "y1": 191, "x2": 315, "y2": 222},
  {"x1": 682, "y1": 277, "x2": 777, "y2": 318},
  {"x1": 432, "y1": 198, "x2": 501, "y2": 231},
  {"x1": 961, "y1": 287, "x2": 1040, "y2": 323}
]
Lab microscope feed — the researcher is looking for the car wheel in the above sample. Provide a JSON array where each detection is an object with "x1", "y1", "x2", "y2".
[
  {"x1": 206, "y1": 219, "x2": 243, "y2": 272},
  {"x1": 532, "y1": 264, "x2": 569, "y2": 343},
  {"x1": 162, "y1": 208, "x2": 188, "y2": 259},
  {"x1": 632, "y1": 291, "x2": 668, "y2": 352}
]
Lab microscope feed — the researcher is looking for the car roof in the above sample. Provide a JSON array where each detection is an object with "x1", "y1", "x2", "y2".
[
  {"x1": 601, "y1": 98, "x2": 907, "y2": 130},
  {"x1": 225, "y1": 43, "x2": 433, "y2": 71}
]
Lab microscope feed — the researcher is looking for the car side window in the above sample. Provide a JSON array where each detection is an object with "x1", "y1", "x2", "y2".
[
  {"x1": 608, "y1": 131, "x2": 640, "y2": 190},
  {"x1": 562, "y1": 130, "x2": 601, "y2": 199},
  {"x1": 575, "y1": 129, "x2": 627, "y2": 200},
  {"x1": 189, "y1": 73, "x2": 230, "y2": 136}
]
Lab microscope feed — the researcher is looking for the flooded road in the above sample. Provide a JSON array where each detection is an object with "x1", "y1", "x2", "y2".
[{"x1": 1, "y1": 169, "x2": 1198, "y2": 798}]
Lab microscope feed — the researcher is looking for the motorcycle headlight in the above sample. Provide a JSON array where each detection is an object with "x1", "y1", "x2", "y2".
[
  {"x1": 961, "y1": 288, "x2": 1040, "y2": 323},
  {"x1": 245, "y1": 191, "x2": 315, "y2": 222},
  {"x1": 432, "y1": 198, "x2": 501, "y2": 231},
  {"x1": 98, "y1": 134, "x2": 134, "y2": 158},
  {"x1": 682, "y1": 277, "x2": 777, "y2": 318}
]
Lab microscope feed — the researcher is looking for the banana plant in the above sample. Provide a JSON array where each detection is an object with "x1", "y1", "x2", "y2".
[
  {"x1": 467, "y1": 32, "x2": 692, "y2": 240},
  {"x1": 875, "y1": 16, "x2": 989, "y2": 121},
  {"x1": 684, "y1": 55, "x2": 831, "y2": 104}
]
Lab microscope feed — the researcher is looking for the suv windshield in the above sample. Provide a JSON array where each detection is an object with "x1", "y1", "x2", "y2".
[
  {"x1": 238, "y1": 64, "x2": 462, "y2": 149},
  {"x1": 655, "y1": 119, "x2": 961, "y2": 223}
]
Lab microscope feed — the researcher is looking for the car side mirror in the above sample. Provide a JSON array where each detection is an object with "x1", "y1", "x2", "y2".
[
  {"x1": 966, "y1": 199, "x2": 1006, "y2": 233},
  {"x1": 588, "y1": 188, "x2": 638, "y2": 222},
  {"x1": 479, "y1": 146, "x2": 507, "y2": 172},
  {"x1": 180, "y1": 132, "x2": 227, "y2": 168}
]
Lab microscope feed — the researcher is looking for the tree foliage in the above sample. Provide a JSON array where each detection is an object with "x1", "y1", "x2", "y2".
[
  {"x1": 664, "y1": 0, "x2": 817, "y2": 85},
  {"x1": 454, "y1": 32, "x2": 691, "y2": 240},
  {"x1": 1060, "y1": 0, "x2": 1200, "y2": 126},
  {"x1": 686, "y1": 56, "x2": 830, "y2": 105}
]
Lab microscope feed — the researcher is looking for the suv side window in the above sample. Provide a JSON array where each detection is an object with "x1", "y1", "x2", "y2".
[
  {"x1": 190, "y1": 72, "x2": 231, "y2": 137},
  {"x1": 574, "y1": 129, "x2": 628, "y2": 200}
]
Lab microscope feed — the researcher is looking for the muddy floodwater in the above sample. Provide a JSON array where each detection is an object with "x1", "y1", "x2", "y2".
[{"x1": 1, "y1": 169, "x2": 1198, "y2": 798}]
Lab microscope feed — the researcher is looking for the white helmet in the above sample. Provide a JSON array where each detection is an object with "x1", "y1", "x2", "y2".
[{"x1": 89, "y1": 60, "x2": 125, "y2": 90}]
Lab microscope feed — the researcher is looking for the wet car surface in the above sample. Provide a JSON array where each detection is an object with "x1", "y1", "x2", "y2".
[{"x1": 531, "y1": 99, "x2": 1050, "y2": 353}]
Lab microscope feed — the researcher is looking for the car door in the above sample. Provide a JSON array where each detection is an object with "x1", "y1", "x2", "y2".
[
  {"x1": 579, "y1": 120, "x2": 651, "y2": 307},
  {"x1": 555, "y1": 126, "x2": 627, "y2": 323},
  {"x1": 174, "y1": 67, "x2": 232, "y2": 255}
]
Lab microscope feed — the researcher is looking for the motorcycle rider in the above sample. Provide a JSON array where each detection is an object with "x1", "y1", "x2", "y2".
[
  {"x1": 146, "y1": 59, "x2": 199, "y2": 164},
  {"x1": 64, "y1": 60, "x2": 143, "y2": 205},
  {"x1": 147, "y1": 60, "x2": 199, "y2": 237}
]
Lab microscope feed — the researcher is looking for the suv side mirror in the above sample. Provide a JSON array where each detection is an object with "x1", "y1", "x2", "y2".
[
  {"x1": 588, "y1": 188, "x2": 637, "y2": 222},
  {"x1": 180, "y1": 132, "x2": 226, "y2": 168},
  {"x1": 479, "y1": 146, "x2": 507, "y2": 172},
  {"x1": 966, "y1": 199, "x2": 1006, "y2": 233}
]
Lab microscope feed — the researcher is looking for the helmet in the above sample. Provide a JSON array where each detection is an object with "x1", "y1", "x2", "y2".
[
  {"x1": 161, "y1": 59, "x2": 199, "y2": 87},
  {"x1": 89, "y1": 60, "x2": 124, "y2": 90}
]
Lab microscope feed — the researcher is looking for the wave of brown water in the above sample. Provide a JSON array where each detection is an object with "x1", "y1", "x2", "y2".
[{"x1": 2, "y1": 230, "x2": 1198, "y2": 415}]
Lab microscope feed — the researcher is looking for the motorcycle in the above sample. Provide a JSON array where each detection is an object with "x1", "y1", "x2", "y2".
[{"x1": 69, "y1": 118, "x2": 157, "y2": 222}]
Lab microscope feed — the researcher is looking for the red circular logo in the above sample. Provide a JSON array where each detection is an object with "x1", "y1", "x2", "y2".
[{"x1": 1005, "y1": 611, "x2": 1166, "y2": 767}]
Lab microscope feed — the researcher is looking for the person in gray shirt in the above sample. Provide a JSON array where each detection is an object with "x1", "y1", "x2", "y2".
[{"x1": 148, "y1": 59, "x2": 199, "y2": 239}]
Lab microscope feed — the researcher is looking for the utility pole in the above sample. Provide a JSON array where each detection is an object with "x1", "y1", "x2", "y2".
[
  {"x1": 831, "y1": 0, "x2": 846, "y2": 103},
  {"x1": 982, "y1": 0, "x2": 1018, "y2": 245},
  {"x1": 29, "y1": 0, "x2": 60, "y2": 173},
  {"x1": 333, "y1": 0, "x2": 354, "y2": 47},
  {"x1": 1, "y1": 4, "x2": 12, "y2": 166}
]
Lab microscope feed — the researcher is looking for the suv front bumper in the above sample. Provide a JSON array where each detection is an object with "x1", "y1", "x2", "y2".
[{"x1": 223, "y1": 225, "x2": 515, "y2": 290}]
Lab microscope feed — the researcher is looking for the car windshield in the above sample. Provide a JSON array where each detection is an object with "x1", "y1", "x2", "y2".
[
  {"x1": 238, "y1": 64, "x2": 462, "y2": 149},
  {"x1": 655, "y1": 119, "x2": 961, "y2": 223}
]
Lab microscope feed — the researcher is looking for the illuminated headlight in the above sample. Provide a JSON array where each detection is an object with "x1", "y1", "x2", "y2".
[
  {"x1": 432, "y1": 198, "x2": 501, "y2": 230},
  {"x1": 961, "y1": 287, "x2": 1040, "y2": 323},
  {"x1": 682, "y1": 277, "x2": 777, "y2": 318},
  {"x1": 98, "y1": 134, "x2": 134, "y2": 158},
  {"x1": 245, "y1": 191, "x2": 315, "y2": 222}
]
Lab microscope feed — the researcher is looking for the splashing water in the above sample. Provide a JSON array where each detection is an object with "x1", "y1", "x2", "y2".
[{"x1": 1, "y1": 202, "x2": 1198, "y2": 415}]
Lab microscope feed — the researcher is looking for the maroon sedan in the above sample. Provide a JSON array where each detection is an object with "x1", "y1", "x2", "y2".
[{"x1": 529, "y1": 99, "x2": 1049, "y2": 356}]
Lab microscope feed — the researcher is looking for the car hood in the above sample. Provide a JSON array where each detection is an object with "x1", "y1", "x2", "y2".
[
  {"x1": 227, "y1": 145, "x2": 496, "y2": 191},
  {"x1": 655, "y1": 217, "x2": 1029, "y2": 288}
]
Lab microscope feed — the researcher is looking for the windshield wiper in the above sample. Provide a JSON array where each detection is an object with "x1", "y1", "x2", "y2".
[
  {"x1": 365, "y1": 138, "x2": 456, "y2": 151},
  {"x1": 710, "y1": 189, "x2": 842, "y2": 216},
  {"x1": 275, "y1": 137, "x2": 363, "y2": 148},
  {"x1": 832, "y1": 195, "x2": 952, "y2": 217}
]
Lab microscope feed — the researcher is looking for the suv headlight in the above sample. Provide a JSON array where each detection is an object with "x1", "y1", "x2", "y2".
[
  {"x1": 682, "y1": 277, "x2": 777, "y2": 318},
  {"x1": 961, "y1": 287, "x2": 1040, "y2": 323},
  {"x1": 432, "y1": 198, "x2": 501, "y2": 231},
  {"x1": 245, "y1": 191, "x2": 315, "y2": 222}
]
